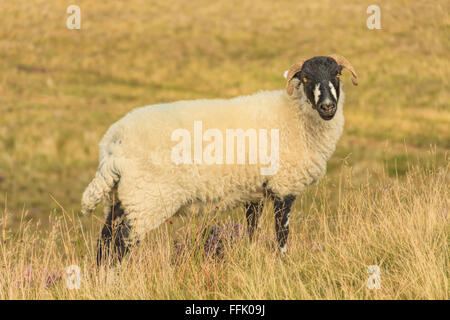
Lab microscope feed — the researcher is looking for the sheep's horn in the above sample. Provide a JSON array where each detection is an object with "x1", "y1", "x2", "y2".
[
  {"x1": 328, "y1": 54, "x2": 358, "y2": 86},
  {"x1": 285, "y1": 59, "x2": 306, "y2": 95}
]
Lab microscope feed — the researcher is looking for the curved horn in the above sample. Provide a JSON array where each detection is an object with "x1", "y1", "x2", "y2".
[
  {"x1": 285, "y1": 59, "x2": 306, "y2": 95},
  {"x1": 328, "y1": 54, "x2": 358, "y2": 86}
]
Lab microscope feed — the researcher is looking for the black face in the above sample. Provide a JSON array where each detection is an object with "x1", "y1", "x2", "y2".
[{"x1": 294, "y1": 56, "x2": 343, "y2": 120}]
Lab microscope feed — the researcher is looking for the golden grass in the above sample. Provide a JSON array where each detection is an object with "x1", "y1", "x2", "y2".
[
  {"x1": 1, "y1": 161, "x2": 448, "y2": 299},
  {"x1": 0, "y1": 0, "x2": 448, "y2": 299}
]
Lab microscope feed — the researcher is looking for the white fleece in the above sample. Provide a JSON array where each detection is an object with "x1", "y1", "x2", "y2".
[{"x1": 82, "y1": 84, "x2": 345, "y2": 241}]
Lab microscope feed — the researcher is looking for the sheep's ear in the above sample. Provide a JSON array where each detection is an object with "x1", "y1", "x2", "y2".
[
  {"x1": 329, "y1": 54, "x2": 358, "y2": 86},
  {"x1": 286, "y1": 59, "x2": 306, "y2": 95}
]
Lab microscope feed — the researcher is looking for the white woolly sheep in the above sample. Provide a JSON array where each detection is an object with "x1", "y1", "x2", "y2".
[{"x1": 82, "y1": 54, "x2": 358, "y2": 264}]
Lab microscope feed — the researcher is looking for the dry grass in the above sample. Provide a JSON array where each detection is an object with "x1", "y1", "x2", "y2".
[
  {"x1": 1, "y1": 161, "x2": 448, "y2": 299},
  {"x1": 0, "y1": 0, "x2": 448, "y2": 299}
]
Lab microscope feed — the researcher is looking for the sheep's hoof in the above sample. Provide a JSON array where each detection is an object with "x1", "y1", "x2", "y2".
[{"x1": 278, "y1": 245, "x2": 288, "y2": 255}]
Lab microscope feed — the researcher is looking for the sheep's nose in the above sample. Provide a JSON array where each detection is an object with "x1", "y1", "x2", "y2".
[{"x1": 318, "y1": 102, "x2": 336, "y2": 114}]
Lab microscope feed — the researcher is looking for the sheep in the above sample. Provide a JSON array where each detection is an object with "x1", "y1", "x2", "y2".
[{"x1": 82, "y1": 54, "x2": 358, "y2": 264}]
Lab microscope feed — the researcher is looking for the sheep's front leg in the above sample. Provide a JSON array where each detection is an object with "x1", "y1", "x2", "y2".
[
  {"x1": 244, "y1": 201, "x2": 264, "y2": 241},
  {"x1": 97, "y1": 201, "x2": 132, "y2": 266},
  {"x1": 273, "y1": 195, "x2": 296, "y2": 253}
]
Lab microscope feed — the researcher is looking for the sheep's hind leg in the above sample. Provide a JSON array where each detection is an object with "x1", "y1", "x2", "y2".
[
  {"x1": 273, "y1": 195, "x2": 296, "y2": 253},
  {"x1": 244, "y1": 200, "x2": 264, "y2": 241},
  {"x1": 97, "y1": 201, "x2": 133, "y2": 266}
]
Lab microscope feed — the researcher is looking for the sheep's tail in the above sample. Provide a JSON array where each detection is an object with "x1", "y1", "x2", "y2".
[{"x1": 81, "y1": 157, "x2": 120, "y2": 215}]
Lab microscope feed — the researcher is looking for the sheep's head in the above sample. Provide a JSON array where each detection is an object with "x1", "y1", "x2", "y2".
[{"x1": 286, "y1": 54, "x2": 358, "y2": 120}]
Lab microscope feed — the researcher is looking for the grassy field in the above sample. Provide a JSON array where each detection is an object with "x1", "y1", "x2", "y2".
[{"x1": 0, "y1": 0, "x2": 448, "y2": 299}]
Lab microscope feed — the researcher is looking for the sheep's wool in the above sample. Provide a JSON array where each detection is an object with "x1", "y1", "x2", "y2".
[{"x1": 82, "y1": 87, "x2": 345, "y2": 241}]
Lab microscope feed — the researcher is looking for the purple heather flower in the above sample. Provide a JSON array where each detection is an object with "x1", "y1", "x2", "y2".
[{"x1": 172, "y1": 222, "x2": 243, "y2": 263}]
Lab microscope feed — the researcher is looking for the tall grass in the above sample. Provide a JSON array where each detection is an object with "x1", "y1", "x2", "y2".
[
  {"x1": 1, "y1": 160, "x2": 447, "y2": 299},
  {"x1": 0, "y1": 0, "x2": 448, "y2": 219}
]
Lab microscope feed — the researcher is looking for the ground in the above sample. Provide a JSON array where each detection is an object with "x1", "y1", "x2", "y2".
[{"x1": 0, "y1": 0, "x2": 448, "y2": 299}]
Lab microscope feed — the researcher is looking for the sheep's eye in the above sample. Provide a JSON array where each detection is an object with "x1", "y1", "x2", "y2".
[{"x1": 302, "y1": 77, "x2": 308, "y2": 83}]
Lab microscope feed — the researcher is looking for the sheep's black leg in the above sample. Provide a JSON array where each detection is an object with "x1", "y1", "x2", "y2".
[
  {"x1": 244, "y1": 201, "x2": 263, "y2": 241},
  {"x1": 273, "y1": 195, "x2": 296, "y2": 253},
  {"x1": 97, "y1": 201, "x2": 132, "y2": 266}
]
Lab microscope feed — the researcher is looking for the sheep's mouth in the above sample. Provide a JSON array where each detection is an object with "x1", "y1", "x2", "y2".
[{"x1": 318, "y1": 111, "x2": 336, "y2": 121}]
